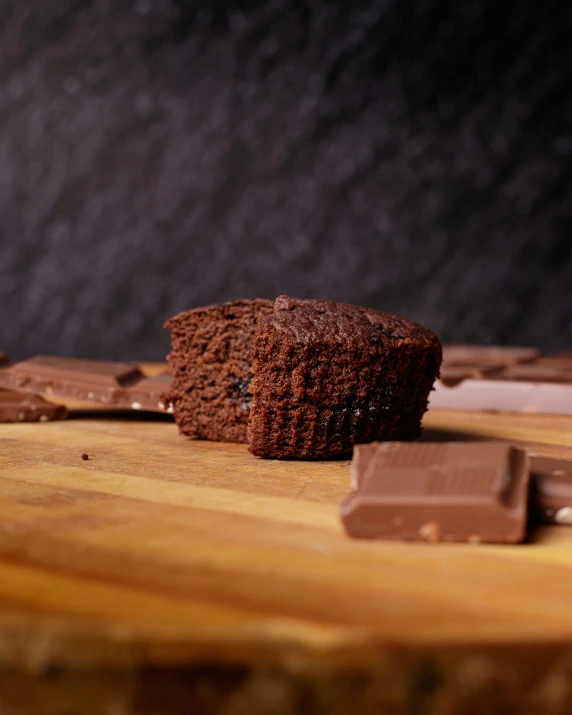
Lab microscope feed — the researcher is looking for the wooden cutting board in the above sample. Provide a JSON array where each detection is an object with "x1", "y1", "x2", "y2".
[{"x1": 2, "y1": 363, "x2": 572, "y2": 714}]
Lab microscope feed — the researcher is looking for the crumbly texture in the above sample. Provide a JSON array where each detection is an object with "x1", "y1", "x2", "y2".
[
  {"x1": 248, "y1": 296, "x2": 442, "y2": 459},
  {"x1": 165, "y1": 299, "x2": 273, "y2": 443}
]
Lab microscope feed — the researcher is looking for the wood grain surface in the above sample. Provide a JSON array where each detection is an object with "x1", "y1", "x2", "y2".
[{"x1": 2, "y1": 364, "x2": 572, "y2": 713}]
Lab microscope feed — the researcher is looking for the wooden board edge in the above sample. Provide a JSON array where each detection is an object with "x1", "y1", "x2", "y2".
[{"x1": 2, "y1": 642, "x2": 572, "y2": 715}]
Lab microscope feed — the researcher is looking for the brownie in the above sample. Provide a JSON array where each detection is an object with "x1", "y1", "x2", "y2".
[
  {"x1": 165, "y1": 299, "x2": 273, "y2": 443},
  {"x1": 248, "y1": 296, "x2": 442, "y2": 459}
]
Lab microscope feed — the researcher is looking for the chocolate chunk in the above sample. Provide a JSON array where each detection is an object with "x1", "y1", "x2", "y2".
[
  {"x1": 442, "y1": 344, "x2": 540, "y2": 367},
  {"x1": 535, "y1": 356, "x2": 572, "y2": 368},
  {"x1": 0, "y1": 356, "x2": 172, "y2": 412},
  {"x1": 439, "y1": 365, "x2": 498, "y2": 385},
  {"x1": 122, "y1": 372, "x2": 174, "y2": 412},
  {"x1": 488, "y1": 358, "x2": 572, "y2": 383},
  {"x1": 0, "y1": 353, "x2": 11, "y2": 367},
  {"x1": 440, "y1": 344, "x2": 540, "y2": 386},
  {"x1": 492, "y1": 366, "x2": 572, "y2": 383},
  {"x1": 430, "y1": 377, "x2": 572, "y2": 415},
  {"x1": 530, "y1": 456, "x2": 572, "y2": 525},
  {"x1": 0, "y1": 389, "x2": 68, "y2": 422},
  {"x1": 341, "y1": 442, "x2": 529, "y2": 543},
  {"x1": 430, "y1": 350, "x2": 572, "y2": 414},
  {"x1": 350, "y1": 442, "x2": 379, "y2": 490}
]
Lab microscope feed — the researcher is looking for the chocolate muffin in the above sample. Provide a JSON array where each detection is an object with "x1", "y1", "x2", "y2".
[
  {"x1": 248, "y1": 296, "x2": 442, "y2": 459},
  {"x1": 165, "y1": 299, "x2": 273, "y2": 443}
]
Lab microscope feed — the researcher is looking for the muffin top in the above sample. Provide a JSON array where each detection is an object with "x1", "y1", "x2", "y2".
[{"x1": 262, "y1": 295, "x2": 441, "y2": 351}]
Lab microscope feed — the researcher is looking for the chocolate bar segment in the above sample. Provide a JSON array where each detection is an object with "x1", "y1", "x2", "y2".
[
  {"x1": 442, "y1": 344, "x2": 540, "y2": 367},
  {"x1": 488, "y1": 358, "x2": 572, "y2": 383},
  {"x1": 440, "y1": 344, "x2": 540, "y2": 385},
  {"x1": 534, "y1": 356, "x2": 572, "y2": 369},
  {"x1": 121, "y1": 373, "x2": 174, "y2": 412},
  {"x1": 430, "y1": 377, "x2": 572, "y2": 415},
  {"x1": 0, "y1": 353, "x2": 11, "y2": 367},
  {"x1": 350, "y1": 442, "x2": 379, "y2": 490},
  {"x1": 341, "y1": 442, "x2": 529, "y2": 543},
  {"x1": 439, "y1": 365, "x2": 499, "y2": 385},
  {"x1": 431, "y1": 349, "x2": 572, "y2": 414},
  {"x1": 530, "y1": 455, "x2": 572, "y2": 525},
  {"x1": 0, "y1": 356, "x2": 172, "y2": 412},
  {"x1": 0, "y1": 389, "x2": 68, "y2": 422}
]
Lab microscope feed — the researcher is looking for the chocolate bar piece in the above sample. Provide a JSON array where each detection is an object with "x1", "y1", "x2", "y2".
[
  {"x1": 430, "y1": 377, "x2": 572, "y2": 415},
  {"x1": 440, "y1": 344, "x2": 540, "y2": 385},
  {"x1": 533, "y1": 356, "x2": 572, "y2": 369},
  {"x1": 0, "y1": 356, "x2": 172, "y2": 412},
  {"x1": 0, "y1": 389, "x2": 68, "y2": 422},
  {"x1": 341, "y1": 442, "x2": 529, "y2": 543},
  {"x1": 530, "y1": 455, "x2": 572, "y2": 525},
  {"x1": 0, "y1": 353, "x2": 11, "y2": 367},
  {"x1": 442, "y1": 344, "x2": 540, "y2": 366},
  {"x1": 439, "y1": 364, "x2": 504, "y2": 385},
  {"x1": 349, "y1": 442, "x2": 379, "y2": 490},
  {"x1": 123, "y1": 372, "x2": 174, "y2": 412},
  {"x1": 431, "y1": 348, "x2": 572, "y2": 415},
  {"x1": 488, "y1": 358, "x2": 572, "y2": 383}
]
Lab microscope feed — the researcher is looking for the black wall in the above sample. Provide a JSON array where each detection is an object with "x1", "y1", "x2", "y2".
[{"x1": 1, "y1": 0, "x2": 571, "y2": 360}]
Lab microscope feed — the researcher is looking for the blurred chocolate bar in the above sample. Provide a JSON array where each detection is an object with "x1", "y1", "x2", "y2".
[
  {"x1": 0, "y1": 356, "x2": 172, "y2": 413},
  {"x1": 0, "y1": 389, "x2": 68, "y2": 422},
  {"x1": 530, "y1": 455, "x2": 572, "y2": 525},
  {"x1": 341, "y1": 442, "x2": 529, "y2": 544},
  {"x1": 0, "y1": 353, "x2": 11, "y2": 367},
  {"x1": 432, "y1": 346, "x2": 572, "y2": 415},
  {"x1": 489, "y1": 358, "x2": 572, "y2": 383},
  {"x1": 440, "y1": 344, "x2": 540, "y2": 384}
]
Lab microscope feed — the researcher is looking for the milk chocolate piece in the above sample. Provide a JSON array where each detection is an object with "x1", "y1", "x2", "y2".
[
  {"x1": 0, "y1": 353, "x2": 11, "y2": 367},
  {"x1": 442, "y1": 344, "x2": 540, "y2": 367},
  {"x1": 0, "y1": 389, "x2": 68, "y2": 422},
  {"x1": 122, "y1": 373, "x2": 174, "y2": 412},
  {"x1": 488, "y1": 358, "x2": 572, "y2": 383},
  {"x1": 440, "y1": 345, "x2": 540, "y2": 385},
  {"x1": 535, "y1": 356, "x2": 572, "y2": 368},
  {"x1": 350, "y1": 442, "x2": 379, "y2": 490},
  {"x1": 341, "y1": 442, "x2": 529, "y2": 543},
  {"x1": 432, "y1": 348, "x2": 572, "y2": 414},
  {"x1": 0, "y1": 356, "x2": 172, "y2": 413},
  {"x1": 530, "y1": 456, "x2": 572, "y2": 525},
  {"x1": 439, "y1": 364, "x2": 503, "y2": 385},
  {"x1": 429, "y1": 378, "x2": 572, "y2": 415}
]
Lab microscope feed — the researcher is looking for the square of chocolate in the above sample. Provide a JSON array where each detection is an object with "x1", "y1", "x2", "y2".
[
  {"x1": 341, "y1": 442, "x2": 530, "y2": 544},
  {"x1": 429, "y1": 376, "x2": 572, "y2": 415},
  {"x1": 0, "y1": 356, "x2": 172, "y2": 412},
  {"x1": 441, "y1": 344, "x2": 540, "y2": 367},
  {"x1": 0, "y1": 389, "x2": 68, "y2": 422},
  {"x1": 0, "y1": 356, "x2": 143, "y2": 402}
]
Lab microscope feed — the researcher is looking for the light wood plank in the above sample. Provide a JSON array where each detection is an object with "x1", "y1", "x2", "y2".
[{"x1": 1, "y1": 366, "x2": 572, "y2": 672}]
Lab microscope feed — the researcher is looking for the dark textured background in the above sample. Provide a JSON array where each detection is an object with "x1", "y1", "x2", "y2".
[{"x1": 1, "y1": 0, "x2": 571, "y2": 360}]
